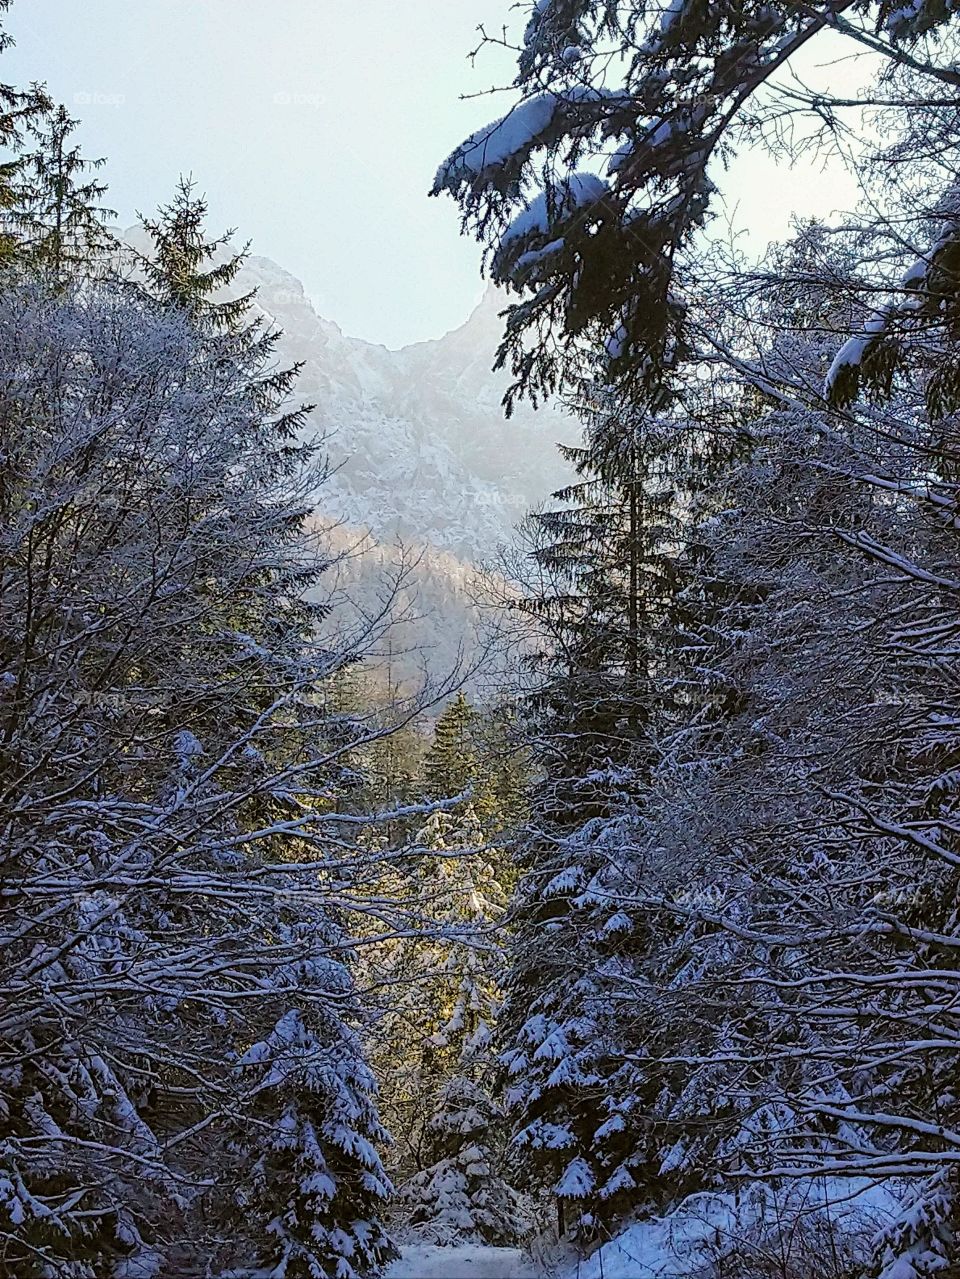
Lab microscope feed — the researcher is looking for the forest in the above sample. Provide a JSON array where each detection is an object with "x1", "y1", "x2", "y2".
[{"x1": 4, "y1": 0, "x2": 960, "y2": 1276}]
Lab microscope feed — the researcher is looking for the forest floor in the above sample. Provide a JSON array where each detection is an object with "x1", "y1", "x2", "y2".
[{"x1": 385, "y1": 1243, "x2": 541, "y2": 1278}]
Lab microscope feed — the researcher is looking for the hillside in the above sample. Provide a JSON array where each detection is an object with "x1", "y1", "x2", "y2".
[
  {"x1": 231, "y1": 252, "x2": 577, "y2": 690},
  {"x1": 240, "y1": 253, "x2": 575, "y2": 560}
]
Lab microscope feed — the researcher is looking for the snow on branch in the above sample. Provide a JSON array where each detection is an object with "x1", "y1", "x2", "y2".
[
  {"x1": 433, "y1": 87, "x2": 630, "y2": 198},
  {"x1": 491, "y1": 171, "x2": 609, "y2": 284}
]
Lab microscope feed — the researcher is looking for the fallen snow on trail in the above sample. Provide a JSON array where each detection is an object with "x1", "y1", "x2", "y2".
[{"x1": 386, "y1": 1243, "x2": 539, "y2": 1279}]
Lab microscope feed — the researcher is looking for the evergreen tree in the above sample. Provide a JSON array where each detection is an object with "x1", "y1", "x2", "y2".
[
  {"x1": 870, "y1": 1172, "x2": 959, "y2": 1279},
  {"x1": 628, "y1": 208, "x2": 960, "y2": 1270},
  {"x1": 611, "y1": 226, "x2": 867, "y2": 1199},
  {"x1": 234, "y1": 1007, "x2": 395, "y2": 1279},
  {"x1": 433, "y1": 0, "x2": 960, "y2": 409},
  {"x1": 423, "y1": 692, "x2": 483, "y2": 807},
  {"x1": 349, "y1": 672, "x2": 426, "y2": 813},
  {"x1": 499, "y1": 389, "x2": 686, "y2": 1239},
  {"x1": 399, "y1": 1075, "x2": 526, "y2": 1247},
  {"x1": 7, "y1": 101, "x2": 114, "y2": 279},
  {"x1": 422, "y1": 693, "x2": 526, "y2": 838},
  {"x1": 367, "y1": 804, "x2": 506, "y2": 1174},
  {"x1": 384, "y1": 805, "x2": 523, "y2": 1246},
  {"x1": 361, "y1": 693, "x2": 527, "y2": 1247},
  {"x1": 0, "y1": 3, "x2": 50, "y2": 266},
  {"x1": 432, "y1": 3, "x2": 960, "y2": 1266},
  {"x1": 132, "y1": 175, "x2": 255, "y2": 330}
]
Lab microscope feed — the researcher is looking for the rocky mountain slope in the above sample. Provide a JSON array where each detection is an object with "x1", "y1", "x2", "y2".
[
  {"x1": 235, "y1": 254, "x2": 577, "y2": 690},
  {"x1": 240, "y1": 254, "x2": 575, "y2": 561}
]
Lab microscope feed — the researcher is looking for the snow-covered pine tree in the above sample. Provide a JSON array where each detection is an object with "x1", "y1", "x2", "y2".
[
  {"x1": 399, "y1": 1074, "x2": 526, "y2": 1248},
  {"x1": 609, "y1": 224, "x2": 873, "y2": 1196},
  {"x1": 869, "y1": 1171, "x2": 958, "y2": 1279},
  {"x1": 390, "y1": 802, "x2": 522, "y2": 1247},
  {"x1": 349, "y1": 689, "x2": 530, "y2": 1245},
  {"x1": 364, "y1": 697, "x2": 523, "y2": 1244},
  {"x1": 234, "y1": 1002, "x2": 394, "y2": 1279},
  {"x1": 498, "y1": 388, "x2": 685, "y2": 1238},
  {"x1": 429, "y1": 2, "x2": 960, "y2": 1266}
]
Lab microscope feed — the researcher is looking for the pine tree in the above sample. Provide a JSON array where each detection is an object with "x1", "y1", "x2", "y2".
[
  {"x1": 132, "y1": 175, "x2": 255, "y2": 329},
  {"x1": 870, "y1": 1172, "x2": 958, "y2": 1279},
  {"x1": 423, "y1": 693, "x2": 483, "y2": 807},
  {"x1": 360, "y1": 696, "x2": 527, "y2": 1248},
  {"x1": 367, "y1": 802, "x2": 506, "y2": 1168},
  {"x1": 498, "y1": 388, "x2": 687, "y2": 1239},
  {"x1": 433, "y1": 0, "x2": 960, "y2": 409},
  {"x1": 7, "y1": 101, "x2": 114, "y2": 279},
  {"x1": 234, "y1": 1006, "x2": 396, "y2": 1279},
  {"x1": 399, "y1": 1075, "x2": 526, "y2": 1247},
  {"x1": 610, "y1": 226, "x2": 865, "y2": 1199},
  {"x1": 628, "y1": 208, "x2": 960, "y2": 1266},
  {"x1": 383, "y1": 805, "x2": 523, "y2": 1246},
  {"x1": 422, "y1": 693, "x2": 525, "y2": 838},
  {"x1": 0, "y1": 3, "x2": 50, "y2": 266},
  {"x1": 426, "y1": 4, "x2": 960, "y2": 1264}
]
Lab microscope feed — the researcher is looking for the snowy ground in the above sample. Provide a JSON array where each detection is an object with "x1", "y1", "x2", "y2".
[
  {"x1": 385, "y1": 1244, "x2": 540, "y2": 1278},
  {"x1": 555, "y1": 1180, "x2": 900, "y2": 1279},
  {"x1": 383, "y1": 1177, "x2": 900, "y2": 1279},
  {"x1": 382, "y1": 1177, "x2": 900, "y2": 1279}
]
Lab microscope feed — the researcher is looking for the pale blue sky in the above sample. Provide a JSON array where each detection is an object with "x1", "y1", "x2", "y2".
[{"x1": 6, "y1": 2, "x2": 865, "y2": 348}]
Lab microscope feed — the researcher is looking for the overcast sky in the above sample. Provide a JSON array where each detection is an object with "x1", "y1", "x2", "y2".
[{"x1": 7, "y1": 1, "x2": 865, "y2": 348}]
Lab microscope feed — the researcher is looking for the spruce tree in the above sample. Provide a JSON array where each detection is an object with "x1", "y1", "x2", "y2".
[
  {"x1": 421, "y1": 693, "x2": 525, "y2": 837},
  {"x1": 499, "y1": 388, "x2": 686, "y2": 1239},
  {"x1": 382, "y1": 805, "x2": 522, "y2": 1246},
  {"x1": 366, "y1": 810, "x2": 505, "y2": 1167},
  {"x1": 433, "y1": 0, "x2": 960, "y2": 409},
  {"x1": 399, "y1": 1075, "x2": 525, "y2": 1248},
  {"x1": 362, "y1": 698, "x2": 526, "y2": 1245},
  {"x1": 133, "y1": 175, "x2": 254, "y2": 330},
  {"x1": 423, "y1": 692, "x2": 483, "y2": 807},
  {"x1": 234, "y1": 1006, "x2": 395, "y2": 1279},
  {"x1": 7, "y1": 101, "x2": 114, "y2": 280},
  {"x1": 0, "y1": 3, "x2": 50, "y2": 266},
  {"x1": 427, "y1": 6, "x2": 960, "y2": 1266}
]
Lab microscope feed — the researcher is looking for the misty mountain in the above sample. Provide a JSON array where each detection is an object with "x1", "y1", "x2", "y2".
[
  {"x1": 236, "y1": 254, "x2": 578, "y2": 688},
  {"x1": 239, "y1": 255, "x2": 575, "y2": 559}
]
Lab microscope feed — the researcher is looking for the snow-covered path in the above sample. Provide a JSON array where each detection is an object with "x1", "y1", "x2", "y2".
[{"x1": 385, "y1": 1243, "x2": 540, "y2": 1278}]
